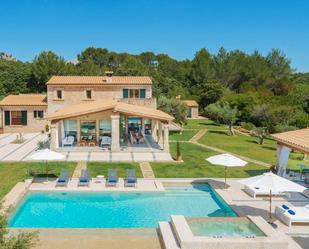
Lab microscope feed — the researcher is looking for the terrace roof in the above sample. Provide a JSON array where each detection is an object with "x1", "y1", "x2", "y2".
[
  {"x1": 47, "y1": 99, "x2": 173, "y2": 122},
  {"x1": 271, "y1": 128, "x2": 309, "y2": 154}
]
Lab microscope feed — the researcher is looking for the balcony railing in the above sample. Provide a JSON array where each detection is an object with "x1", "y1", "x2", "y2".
[{"x1": 116, "y1": 98, "x2": 157, "y2": 108}]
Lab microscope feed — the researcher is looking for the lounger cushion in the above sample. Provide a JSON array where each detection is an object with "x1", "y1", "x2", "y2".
[
  {"x1": 79, "y1": 179, "x2": 88, "y2": 183},
  {"x1": 57, "y1": 179, "x2": 66, "y2": 183},
  {"x1": 282, "y1": 205, "x2": 289, "y2": 210},
  {"x1": 127, "y1": 179, "x2": 136, "y2": 183},
  {"x1": 108, "y1": 179, "x2": 118, "y2": 183},
  {"x1": 288, "y1": 210, "x2": 296, "y2": 215}
]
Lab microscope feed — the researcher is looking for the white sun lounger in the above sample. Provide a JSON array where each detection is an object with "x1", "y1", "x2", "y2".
[
  {"x1": 244, "y1": 185, "x2": 287, "y2": 198},
  {"x1": 275, "y1": 204, "x2": 309, "y2": 227}
]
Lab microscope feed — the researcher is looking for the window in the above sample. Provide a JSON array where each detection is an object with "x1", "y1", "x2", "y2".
[
  {"x1": 140, "y1": 89, "x2": 146, "y2": 98},
  {"x1": 126, "y1": 89, "x2": 146, "y2": 99},
  {"x1": 123, "y1": 89, "x2": 129, "y2": 99},
  {"x1": 56, "y1": 90, "x2": 63, "y2": 100},
  {"x1": 34, "y1": 110, "x2": 44, "y2": 119},
  {"x1": 86, "y1": 90, "x2": 92, "y2": 99},
  {"x1": 4, "y1": 111, "x2": 27, "y2": 126},
  {"x1": 11, "y1": 111, "x2": 22, "y2": 125}
]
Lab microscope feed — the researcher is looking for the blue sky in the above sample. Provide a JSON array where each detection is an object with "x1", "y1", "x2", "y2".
[{"x1": 1, "y1": 0, "x2": 308, "y2": 72}]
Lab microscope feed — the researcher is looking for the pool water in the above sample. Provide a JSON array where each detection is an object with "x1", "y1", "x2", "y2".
[
  {"x1": 9, "y1": 183, "x2": 236, "y2": 228},
  {"x1": 188, "y1": 218, "x2": 265, "y2": 237}
]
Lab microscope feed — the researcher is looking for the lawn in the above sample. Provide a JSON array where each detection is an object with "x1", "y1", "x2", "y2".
[
  {"x1": 87, "y1": 162, "x2": 142, "y2": 178},
  {"x1": 198, "y1": 127, "x2": 308, "y2": 169},
  {"x1": 169, "y1": 130, "x2": 197, "y2": 141},
  {"x1": 0, "y1": 162, "x2": 76, "y2": 199},
  {"x1": 151, "y1": 142, "x2": 268, "y2": 178},
  {"x1": 184, "y1": 119, "x2": 226, "y2": 130}
]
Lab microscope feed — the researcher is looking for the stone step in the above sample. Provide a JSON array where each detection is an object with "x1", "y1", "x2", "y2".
[{"x1": 159, "y1": 222, "x2": 180, "y2": 249}]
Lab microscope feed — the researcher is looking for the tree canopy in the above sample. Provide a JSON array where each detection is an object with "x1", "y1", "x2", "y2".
[{"x1": 0, "y1": 47, "x2": 308, "y2": 131}]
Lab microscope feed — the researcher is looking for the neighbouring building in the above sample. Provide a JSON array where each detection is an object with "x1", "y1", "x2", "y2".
[
  {"x1": 181, "y1": 100, "x2": 199, "y2": 118},
  {"x1": 0, "y1": 72, "x2": 173, "y2": 152}
]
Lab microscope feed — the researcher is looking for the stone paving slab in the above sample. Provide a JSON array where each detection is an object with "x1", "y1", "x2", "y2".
[
  {"x1": 89, "y1": 151, "x2": 111, "y2": 161},
  {"x1": 9, "y1": 228, "x2": 161, "y2": 249},
  {"x1": 140, "y1": 162, "x2": 155, "y2": 178},
  {"x1": 111, "y1": 152, "x2": 133, "y2": 162},
  {"x1": 5, "y1": 134, "x2": 46, "y2": 161}
]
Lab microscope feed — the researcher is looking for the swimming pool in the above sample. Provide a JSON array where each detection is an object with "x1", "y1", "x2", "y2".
[
  {"x1": 9, "y1": 183, "x2": 236, "y2": 228},
  {"x1": 188, "y1": 217, "x2": 266, "y2": 237}
]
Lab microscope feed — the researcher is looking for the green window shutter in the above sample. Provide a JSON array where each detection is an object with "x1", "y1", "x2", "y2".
[
  {"x1": 21, "y1": 111, "x2": 27, "y2": 125},
  {"x1": 123, "y1": 89, "x2": 128, "y2": 98},
  {"x1": 4, "y1": 111, "x2": 10, "y2": 126},
  {"x1": 140, "y1": 89, "x2": 146, "y2": 98}
]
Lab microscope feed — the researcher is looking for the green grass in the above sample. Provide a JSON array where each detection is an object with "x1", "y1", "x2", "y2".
[
  {"x1": 151, "y1": 142, "x2": 268, "y2": 178},
  {"x1": 198, "y1": 129, "x2": 308, "y2": 169},
  {"x1": 169, "y1": 130, "x2": 198, "y2": 141},
  {"x1": 87, "y1": 162, "x2": 142, "y2": 178},
  {"x1": 0, "y1": 162, "x2": 76, "y2": 199},
  {"x1": 184, "y1": 119, "x2": 226, "y2": 130}
]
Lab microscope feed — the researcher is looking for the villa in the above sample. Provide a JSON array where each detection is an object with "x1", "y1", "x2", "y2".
[{"x1": 0, "y1": 72, "x2": 173, "y2": 152}]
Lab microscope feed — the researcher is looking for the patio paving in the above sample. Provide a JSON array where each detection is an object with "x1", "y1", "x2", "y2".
[{"x1": 0, "y1": 133, "x2": 48, "y2": 161}]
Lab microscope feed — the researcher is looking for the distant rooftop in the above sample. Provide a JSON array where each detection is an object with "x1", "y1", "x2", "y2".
[
  {"x1": 47, "y1": 76, "x2": 152, "y2": 85},
  {"x1": 181, "y1": 100, "x2": 199, "y2": 107},
  {"x1": 0, "y1": 94, "x2": 47, "y2": 106}
]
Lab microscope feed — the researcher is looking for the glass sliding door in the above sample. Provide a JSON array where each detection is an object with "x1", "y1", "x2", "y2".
[
  {"x1": 144, "y1": 118, "x2": 152, "y2": 135},
  {"x1": 99, "y1": 119, "x2": 111, "y2": 138},
  {"x1": 80, "y1": 121, "x2": 96, "y2": 141},
  {"x1": 63, "y1": 120, "x2": 77, "y2": 141},
  {"x1": 128, "y1": 117, "x2": 141, "y2": 132}
]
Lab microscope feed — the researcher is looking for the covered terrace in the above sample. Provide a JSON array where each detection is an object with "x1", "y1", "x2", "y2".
[
  {"x1": 271, "y1": 128, "x2": 309, "y2": 178},
  {"x1": 47, "y1": 99, "x2": 173, "y2": 152}
]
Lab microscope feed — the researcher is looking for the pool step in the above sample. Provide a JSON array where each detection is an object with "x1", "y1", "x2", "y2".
[{"x1": 159, "y1": 222, "x2": 181, "y2": 249}]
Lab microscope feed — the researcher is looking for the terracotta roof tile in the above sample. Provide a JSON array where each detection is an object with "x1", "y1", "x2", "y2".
[
  {"x1": 181, "y1": 100, "x2": 199, "y2": 107},
  {"x1": 47, "y1": 99, "x2": 173, "y2": 121},
  {"x1": 0, "y1": 94, "x2": 47, "y2": 106},
  {"x1": 271, "y1": 128, "x2": 309, "y2": 153},
  {"x1": 47, "y1": 76, "x2": 152, "y2": 85}
]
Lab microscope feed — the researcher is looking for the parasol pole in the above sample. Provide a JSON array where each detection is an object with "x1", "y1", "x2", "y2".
[
  {"x1": 225, "y1": 166, "x2": 227, "y2": 188},
  {"x1": 269, "y1": 189, "x2": 272, "y2": 221}
]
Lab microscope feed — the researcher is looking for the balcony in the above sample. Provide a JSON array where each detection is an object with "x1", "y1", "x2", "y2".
[{"x1": 117, "y1": 98, "x2": 157, "y2": 108}]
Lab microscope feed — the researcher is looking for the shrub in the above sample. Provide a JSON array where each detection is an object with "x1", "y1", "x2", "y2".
[{"x1": 240, "y1": 122, "x2": 256, "y2": 131}]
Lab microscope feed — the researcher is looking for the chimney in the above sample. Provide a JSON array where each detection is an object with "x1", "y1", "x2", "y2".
[{"x1": 105, "y1": 71, "x2": 113, "y2": 83}]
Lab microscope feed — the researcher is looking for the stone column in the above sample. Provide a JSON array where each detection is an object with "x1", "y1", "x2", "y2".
[
  {"x1": 125, "y1": 116, "x2": 128, "y2": 134},
  {"x1": 141, "y1": 118, "x2": 145, "y2": 135},
  {"x1": 96, "y1": 119, "x2": 100, "y2": 143},
  {"x1": 111, "y1": 114, "x2": 120, "y2": 151},
  {"x1": 77, "y1": 120, "x2": 80, "y2": 142},
  {"x1": 158, "y1": 121, "x2": 163, "y2": 145},
  {"x1": 151, "y1": 119, "x2": 158, "y2": 141},
  {"x1": 50, "y1": 123, "x2": 58, "y2": 150},
  {"x1": 163, "y1": 124, "x2": 169, "y2": 152}
]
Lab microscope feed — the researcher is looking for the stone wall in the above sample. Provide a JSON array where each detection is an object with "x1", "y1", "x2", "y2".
[
  {"x1": 190, "y1": 107, "x2": 199, "y2": 118},
  {"x1": 1, "y1": 106, "x2": 48, "y2": 133},
  {"x1": 47, "y1": 85, "x2": 154, "y2": 114}
]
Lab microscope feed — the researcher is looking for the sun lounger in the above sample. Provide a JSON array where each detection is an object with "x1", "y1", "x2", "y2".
[
  {"x1": 106, "y1": 169, "x2": 118, "y2": 187},
  {"x1": 62, "y1": 136, "x2": 75, "y2": 147},
  {"x1": 56, "y1": 169, "x2": 69, "y2": 187},
  {"x1": 244, "y1": 185, "x2": 287, "y2": 198},
  {"x1": 275, "y1": 204, "x2": 309, "y2": 227},
  {"x1": 124, "y1": 169, "x2": 137, "y2": 187},
  {"x1": 78, "y1": 169, "x2": 91, "y2": 187}
]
